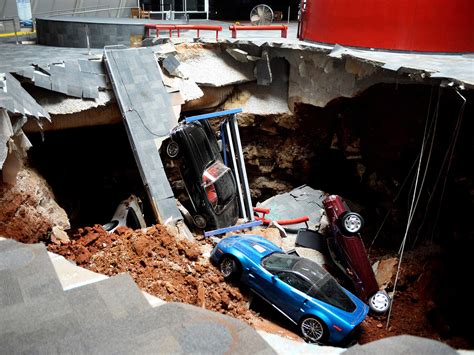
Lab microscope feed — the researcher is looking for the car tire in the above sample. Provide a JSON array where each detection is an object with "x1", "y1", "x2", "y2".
[
  {"x1": 340, "y1": 212, "x2": 364, "y2": 235},
  {"x1": 166, "y1": 141, "x2": 180, "y2": 158},
  {"x1": 219, "y1": 256, "x2": 240, "y2": 280},
  {"x1": 193, "y1": 214, "x2": 207, "y2": 229},
  {"x1": 369, "y1": 290, "x2": 391, "y2": 314},
  {"x1": 299, "y1": 316, "x2": 326, "y2": 343}
]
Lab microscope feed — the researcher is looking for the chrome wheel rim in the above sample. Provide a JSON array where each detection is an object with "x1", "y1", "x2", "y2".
[
  {"x1": 220, "y1": 258, "x2": 234, "y2": 278},
  {"x1": 167, "y1": 141, "x2": 179, "y2": 158},
  {"x1": 344, "y1": 214, "x2": 362, "y2": 233},
  {"x1": 301, "y1": 318, "x2": 324, "y2": 342},
  {"x1": 370, "y1": 292, "x2": 390, "y2": 313}
]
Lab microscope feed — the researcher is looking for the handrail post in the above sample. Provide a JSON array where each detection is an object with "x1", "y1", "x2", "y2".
[{"x1": 12, "y1": 19, "x2": 19, "y2": 45}]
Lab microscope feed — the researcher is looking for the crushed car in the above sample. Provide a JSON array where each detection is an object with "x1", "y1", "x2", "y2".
[
  {"x1": 323, "y1": 194, "x2": 391, "y2": 314},
  {"x1": 211, "y1": 234, "x2": 369, "y2": 344},
  {"x1": 166, "y1": 119, "x2": 239, "y2": 230},
  {"x1": 102, "y1": 195, "x2": 147, "y2": 233}
]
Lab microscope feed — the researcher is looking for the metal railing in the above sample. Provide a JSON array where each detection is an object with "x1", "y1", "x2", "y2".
[
  {"x1": 34, "y1": 5, "x2": 135, "y2": 19},
  {"x1": 0, "y1": 18, "x2": 19, "y2": 44},
  {"x1": 34, "y1": 5, "x2": 109, "y2": 17}
]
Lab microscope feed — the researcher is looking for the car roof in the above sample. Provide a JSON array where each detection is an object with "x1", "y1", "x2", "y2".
[
  {"x1": 264, "y1": 253, "x2": 329, "y2": 284},
  {"x1": 292, "y1": 258, "x2": 329, "y2": 285}
]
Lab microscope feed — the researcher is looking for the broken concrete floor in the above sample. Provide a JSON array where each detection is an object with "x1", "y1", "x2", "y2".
[
  {"x1": 38, "y1": 218, "x2": 472, "y2": 350},
  {"x1": 1, "y1": 35, "x2": 473, "y2": 352}
]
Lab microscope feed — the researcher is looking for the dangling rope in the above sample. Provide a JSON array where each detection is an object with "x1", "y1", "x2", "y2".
[
  {"x1": 430, "y1": 90, "x2": 466, "y2": 241},
  {"x1": 386, "y1": 86, "x2": 441, "y2": 328},
  {"x1": 369, "y1": 85, "x2": 435, "y2": 253},
  {"x1": 412, "y1": 90, "x2": 465, "y2": 246}
]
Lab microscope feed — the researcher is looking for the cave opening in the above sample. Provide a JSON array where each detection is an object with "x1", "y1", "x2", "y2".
[
  {"x1": 26, "y1": 123, "x2": 155, "y2": 230},
  {"x1": 24, "y1": 82, "x2": 473, "y2": 251}
]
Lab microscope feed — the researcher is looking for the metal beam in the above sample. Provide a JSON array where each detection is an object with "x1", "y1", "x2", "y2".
[
  {"x1": 204, "y1": 220, "x2": 262, "y2": 237},
  {"x1": 185, "y1": 108, "x2": 242, "y2": 123}
]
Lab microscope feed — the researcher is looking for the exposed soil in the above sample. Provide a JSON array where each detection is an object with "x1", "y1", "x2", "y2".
[
  {"x1": 48, "y1": 224, "x2": 256, "y2": 323},
  {"x1": 45, "y1": 225, "x2": 473, "y2": 349},
  {"x1": 359, "y1": 246, "x2": 472, "y2": 350}
]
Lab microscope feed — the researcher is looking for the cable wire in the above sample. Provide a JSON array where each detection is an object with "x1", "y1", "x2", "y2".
[
  {"x1": 369, "y1": 86, "x2": 434, "y2": 252},
  {"x1": 386, "y1": 86, "x2": 440, "y2": 328},
  {"x1": 430, "y1": 89, "x2": 466, "y2": 241}
]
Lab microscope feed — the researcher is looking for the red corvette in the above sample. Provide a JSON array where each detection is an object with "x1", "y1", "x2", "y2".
[{"x1": 323, "y1": 195, "x2": 390, "y2": 313}]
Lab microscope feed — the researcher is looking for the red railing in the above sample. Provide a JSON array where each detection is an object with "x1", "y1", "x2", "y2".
[
  {"x1": 229, "y1": 25, "x2": 288, "y2": 39},
  {"x1": 253, "y1": 207, "x2": 309, "y2": 226},
  {"x1": 144, "y1": 24, "x2": 222, "y2": 40}
]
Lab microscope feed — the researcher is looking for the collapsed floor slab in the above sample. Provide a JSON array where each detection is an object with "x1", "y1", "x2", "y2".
[
  {"x1": 104, "y1": 46, "x2": 181, "y2": 224},
  {"x1": 0, "y1": 237, "x2": 277, "y2": 354}
]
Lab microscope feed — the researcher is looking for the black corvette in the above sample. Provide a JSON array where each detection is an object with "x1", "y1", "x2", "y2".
[{"x1": 166, "y1": 120, "x2": 239, "y2": 230}]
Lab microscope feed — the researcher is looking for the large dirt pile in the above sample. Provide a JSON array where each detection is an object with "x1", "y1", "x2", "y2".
[{"x1": 48, "y1": 224, "x2": 256, "y2": 322}]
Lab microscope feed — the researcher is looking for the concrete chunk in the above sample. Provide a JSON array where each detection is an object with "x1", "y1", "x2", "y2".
[{"x1": 255, "y1": 50, "x2": 272, "y2": 86}]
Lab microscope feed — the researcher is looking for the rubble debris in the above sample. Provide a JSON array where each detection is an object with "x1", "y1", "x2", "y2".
[
  {"x1": 152, "y1": 42, "x2": 177, "y2": 58},
  {"x1": 162, "y1": 54, "x2": 184, "y2": 78},
  {"x1": 16, "y1": 59, "x2": 108, "y2": 99},
  {"x1": 0, "y1": 73, "x2": 50, "y2": 119},
  {"x1": 0, "y1": 109, "x2": 35, "y2": 183},
  {"x1": 102, "y1": 195, "x2": 147, "y2": 234},
  {"x1": 0, "y1": 167, "x2": 70, "y2": 243},
  {"x1": 0, "y1": 109, "x2": 13, "y2": 169},
  {"x1": 162, "y1": 74, "x2": 204, "y2": 102},
  {"x1": 175, "y1": 44, "x2": 254, "y2": 87},
  {"x1": 223, "y1": 58, "x2": 290, "y2": 115},
  {"x1": 225, "y1": 48, "x2": 253, "y2": 63},
  {"x1": 258, "y1": 185, "x2": 325, "y2": 231},
  {"x1": 255, "y1": 50, "x2": 272, "y2": 86},
  {"x1": 374, "y1": 257, "x2": 398, "y2": 289},
  {"x1": 51, "y1": 226, "x2": 70, "y2": 245},
  {"x1": 32, "y1": 90, "x2": 115, "y2": 116},
  {"x1": 48, "y1": 224, "x2": 256, "y2": 322}
]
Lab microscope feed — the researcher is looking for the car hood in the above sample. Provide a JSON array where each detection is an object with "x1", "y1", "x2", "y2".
[{"x1": 222, "y1": 234, "x2": 283, "y2": 260}]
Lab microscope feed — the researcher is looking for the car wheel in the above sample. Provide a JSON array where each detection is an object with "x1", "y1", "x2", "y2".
[
  {"x1": 340, "y1": 212, "x2": 364, "y2": 235},
  {"x1": 369, "y1": 290, "x2": 391, "y2": 314},
  {"x1": 166, "y1": 141, "x2": 180, "y2": 158},
  {"x1": 193, "y1": 214, "x2": 207, "y2": 229},
  {"x1": 300, "y1": 316, "x2": 326, "y2": 343},
  {"x1": 220, "y1": 256, "x2": 240, "y2": 279}
]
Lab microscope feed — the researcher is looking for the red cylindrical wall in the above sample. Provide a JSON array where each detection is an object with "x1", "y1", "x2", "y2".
[{"x1": 299, "y1": 0, "x2": 474, "y2": 53}]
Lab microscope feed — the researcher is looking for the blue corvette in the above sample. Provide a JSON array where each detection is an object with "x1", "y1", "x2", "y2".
[{"x1": 210, "y1": 234, "x2": 369, "y2": 344}]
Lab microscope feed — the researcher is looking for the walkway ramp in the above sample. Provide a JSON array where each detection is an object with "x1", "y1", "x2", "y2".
[
  {"x1": 0, "y1": 238, "x2": 276, "y2": 354},
  {"x1": 103, "y1": 46, "x2": 181, "y2": 224}
]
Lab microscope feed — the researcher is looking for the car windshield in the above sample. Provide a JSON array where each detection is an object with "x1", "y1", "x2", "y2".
[
  {"x1": 262, "y1": 253, "x2": 300, "y2": 272},
  {"x1": 263, "y1": 253, "x2": 356, "y2": 312}
]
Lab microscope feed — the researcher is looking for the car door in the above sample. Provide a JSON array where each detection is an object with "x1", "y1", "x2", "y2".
[
  {"x1": 245, "y1": 260, "x2": 274, "y2": 297},
  {"x1": 270, "y1": 271, "x2": 312, "y2": 322}
]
